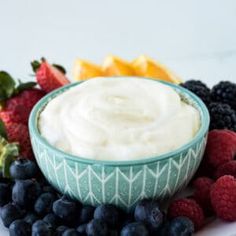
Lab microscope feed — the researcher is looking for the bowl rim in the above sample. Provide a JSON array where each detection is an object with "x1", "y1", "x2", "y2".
[{"x1": 29, "y1": 77, "x2": 210, "y2": 167}]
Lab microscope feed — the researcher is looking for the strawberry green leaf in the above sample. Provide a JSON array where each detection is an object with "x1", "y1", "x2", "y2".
[
  {"x1": 31, "y1": 60, "x2": 41, "y2": 73},
  {"x1": 52, "y1": 64, "x2": 67, "y2": 74},
  {"x1": 0, "y1": 120, "x2": 7, "y2": 140},
  {"x1": 0, "y1": 71, "x2": 16, "y2": 101},
  {"x1": 0, "y1": 137, "x2": 19, "y2": 178},
  {"x1": 16, "y1": 81, "x2": 37, "y2": 94},
  {"x1": 2, "y1": 143, "x2": 19, "y2": 178}
]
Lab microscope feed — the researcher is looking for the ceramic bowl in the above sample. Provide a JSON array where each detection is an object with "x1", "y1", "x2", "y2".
[{"x1": 29, "y1": 78, "x2": 209, "y2": 210}]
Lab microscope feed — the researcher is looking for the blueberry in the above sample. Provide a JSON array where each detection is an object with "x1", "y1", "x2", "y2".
[
  {"x1": 43, "y1": 185, "x2": 57, "y2": 194},
  {"x1": 10, "y1": 158, "x2": 38, "y2": 180},
  {"x1": 134, "y1": 199, "x2": 163, "y2": 232},
  {"x1": 0, "y1": 203, "x2": 25, "y2": 227},
  {"x1": 109, "y1": 229, "x2": 119, "y2": 236},
  {"x1": 34, "y1": 192, "x2": 56, "y2": 216},
  {"x1": 56, "y1": 226, "x2": 69, "y2": 236},
  {"x1": 12, "y1": 179, "x2": 41, "y2": 209},
  {"x1": 94, "y1": 204, "x2": 120, "y2": 228},
  {"x1": 79, "y1": 205, "x2": 95, "y2": 224},
  {"x1": 0, "y1": 182, "x2": 11, "y2": 206},
  {"x1": 168, "y1": 217, "x2": 194, "y2": 236},
  {"x1": 86, "y1": 219, "x2": 109, "y2": 236},
  {"x1": 24, "y1": 212, "x2": 40, "y2": 225},
  {"x1": 32, "y1": 220, "x2": 53, "y2": 236},
  {"x1": 43, "y1": 213, "x2": 61, "y2": 229},
  {"x1": 62, "y1": 228, "x2": 81, "y2": 236},
  {"x1": 121, "y1": 213, "x2": 134, "y2": 228},
  {"x1": 9, "y1": 219, "x2": 31, "y2": 236},
  {"x1": 76, "y1": 224, "x2": 87, "y2": 235},
  {"x1": 53, "y1": 196, "x2": 80, "y2": 225},
  {"x1": 121, "y1": 222, "x2": 149, "y2": 236}
]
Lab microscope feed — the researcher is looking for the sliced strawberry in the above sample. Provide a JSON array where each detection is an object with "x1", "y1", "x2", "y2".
[{"x1": 36, "y1": 61, "x2": 70, "y2": 93}]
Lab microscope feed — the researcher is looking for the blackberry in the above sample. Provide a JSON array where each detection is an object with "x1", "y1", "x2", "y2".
[
  {"x1": 181, "y1": 80, "x2": 211, "y2": 106},
  {"x1": 211, "y1": 81, "x2": 236, "y2": 110},
  {"x1": 209, "y1": 103, "x2": 236, "y2": 131}
]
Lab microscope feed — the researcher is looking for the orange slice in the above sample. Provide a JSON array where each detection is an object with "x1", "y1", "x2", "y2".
[
  {"x1": 73, "y1": 59, "x2": 103, "y2": 81},
  {"x1": 131, "y1": 55, "x2": 182, "y2": 84},
  {"x1": 102, "y1": 56, "x2": 135, "y2": 76}
]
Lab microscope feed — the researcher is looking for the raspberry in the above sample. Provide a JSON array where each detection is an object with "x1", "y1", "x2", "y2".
[
  {"x1": 204, "y1": 130, "x2": 236, "y2": 168},
  {"x1": 215, "y1": 161, "x2": 236, "y2": 179},
  {"x1": 210, "y1": 175, "x2": 236, "y2": 221},
  {"x1": 168, "y1": 198, "x2": 205, "y2": 230},
  {"x1": 193, "y1": 177, "x2": 214, "y2": 215}
]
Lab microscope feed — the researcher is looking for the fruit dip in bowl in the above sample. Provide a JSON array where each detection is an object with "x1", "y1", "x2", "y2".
[
  {"x1": 39, "y1": 77, "x2": 200, "y2": 161},
  {"x1": 29, "y1": 77, "x2": 209, "y2": 210}
]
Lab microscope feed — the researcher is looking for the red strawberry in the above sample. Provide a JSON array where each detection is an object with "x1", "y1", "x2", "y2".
[
  {"x1": 4, "y1": 122, "x2": 33, "y2": 159},
  {"x1": 0, "y1": 89, "x2": 45, "y2": 125},
  {"x1": 0, "y1": 109, "x2": 27, "y2": 125},
  {"x1": 6, "y1": 88, "x2": 45, "y2": 111},
  {"x1": 34, "y1": 59, "x2": 70, "y2": 93}
]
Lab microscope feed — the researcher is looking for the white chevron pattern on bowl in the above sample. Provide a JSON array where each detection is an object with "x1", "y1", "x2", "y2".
[{"x1": 32, "y1": 135, "x2": 207, "y2": 210}]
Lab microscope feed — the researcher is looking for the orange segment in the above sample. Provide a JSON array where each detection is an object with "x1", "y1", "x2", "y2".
[
  {"x1": 102, "y1": 56, "x2": 135, "y2": 76},
  {"x1": 131, "y1": 55, "x2": 182, "y2": 84},
  {"x1": 73, "y1": 59, "x2": 103, "y2": 81}
]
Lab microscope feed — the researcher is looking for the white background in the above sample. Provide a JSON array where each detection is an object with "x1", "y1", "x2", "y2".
[{"x1": 0, "y1": 0, "x2": 236, "y2": 235}]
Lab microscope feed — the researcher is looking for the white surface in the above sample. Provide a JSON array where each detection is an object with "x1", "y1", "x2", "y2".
[{"x1": 0, "y1": 0, "x2": 236, "y2": 235}]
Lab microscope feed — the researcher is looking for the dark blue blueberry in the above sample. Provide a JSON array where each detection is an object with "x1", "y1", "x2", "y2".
[
  {"x1": 24, "y1": 212, "x2": 40, "y2": 225},
  {"x1": 0, "y1": 203, "x2": 25, "y2": 227},
  {"x1": 86, "y1": 219, "x2": 109, "y2": 236},
  {"x1": 9, "y1": 219, "x2": 31, "y2": 236},
  {"x1": 79, "y1": 205, "x2": 95, "y2": 224},
  {"x1": 42, "y1": 185, "x2": 57, "y2": 194},
  {"x1": 109, "y1": 229, "x2": 119, "y2": 236},
  {"x1": 55, "y1": 226, "x2": 69, "y2": 236},
  {"x1": 157, "y1": 221, "x2": 170, "y2": 236},
  {"x1": 94, "y1": 204, "x2": 120, "y2": 228},
  {"x1": 134, "y1": 199, "x2": 163, "y2": 232},
  {"x1": 0, "y1": 182, "x2": 11, "y2": 206},
  {"x1": 10, "y1": 158, "x2": 38, "y2": 180},
  {"x1": 76, "y1": 224, "x2": 87, "y2": 236},
  {"x1": 120, "y1": 222, "x2": 149, "y2": 236},
  {"x1": 53, "y1": 196, "x2": 80, "y2": 226},
  {"x1": 121, "y1": 213, "x2": 134, "y2": 228},
  {"x1": 43, "y1": 213, "x2": 61, "y2": 229},
  {"x1": 32, "y1": 220, "x2": 53, "y2": 236},
  {"x1": 168, "y1": 217, "x2": 194, "y2": 236},
  {"x1": 62, "y1": 228, "x2": 81, "y2": 236},
  {"x1": 34, "y1": 192, "x2": 56, "y2": 216},
  {"x1": 12, "y1": 179, "x2": 41, "y2": 209}
]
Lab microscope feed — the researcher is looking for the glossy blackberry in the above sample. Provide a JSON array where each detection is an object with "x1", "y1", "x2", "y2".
[
  {"x1": 209, "y1": 103, "x2": 236, "y2": 131},
  {"x1": 211, "y1": 81, "x2": 236, "y2": 110},
  {"x1": 181, "y1": 80, "x2": 211, "y2": 106}
]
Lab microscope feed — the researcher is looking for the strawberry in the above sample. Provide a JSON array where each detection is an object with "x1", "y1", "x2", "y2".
[
  {"x1": 0, "y1": 72, "x2": 45, "y2": 125},
  {"x1": 5, "y1": 88, "x2": 45, "y2": 111},
  {"x1": 1, "y1": 89, "x2": 45, "y2": 125},
  {"x1": 32, "y1": 58, "x2": 70, "y2": 93},
  {"x1": 4, "y1": 122, "x2": 33, "y2": 159}
]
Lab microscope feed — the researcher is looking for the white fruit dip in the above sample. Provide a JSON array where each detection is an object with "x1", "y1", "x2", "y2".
[{"x1": 39, "y1": 77, "x2": 200, "y2": 161}]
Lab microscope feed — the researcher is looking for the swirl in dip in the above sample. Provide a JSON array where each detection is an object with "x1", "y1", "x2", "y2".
[{"x1": 39, "y1": 77, "x2": 200, "y2": 161}]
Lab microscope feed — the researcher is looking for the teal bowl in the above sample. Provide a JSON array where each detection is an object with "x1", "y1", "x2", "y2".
[{"x1": 29, "y1": 78, "x2": 210, "y2": 211}]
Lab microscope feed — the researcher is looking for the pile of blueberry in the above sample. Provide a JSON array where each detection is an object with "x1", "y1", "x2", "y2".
[{"x1": 0, "y1": 158, "x2": 194, "y2": 236}]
